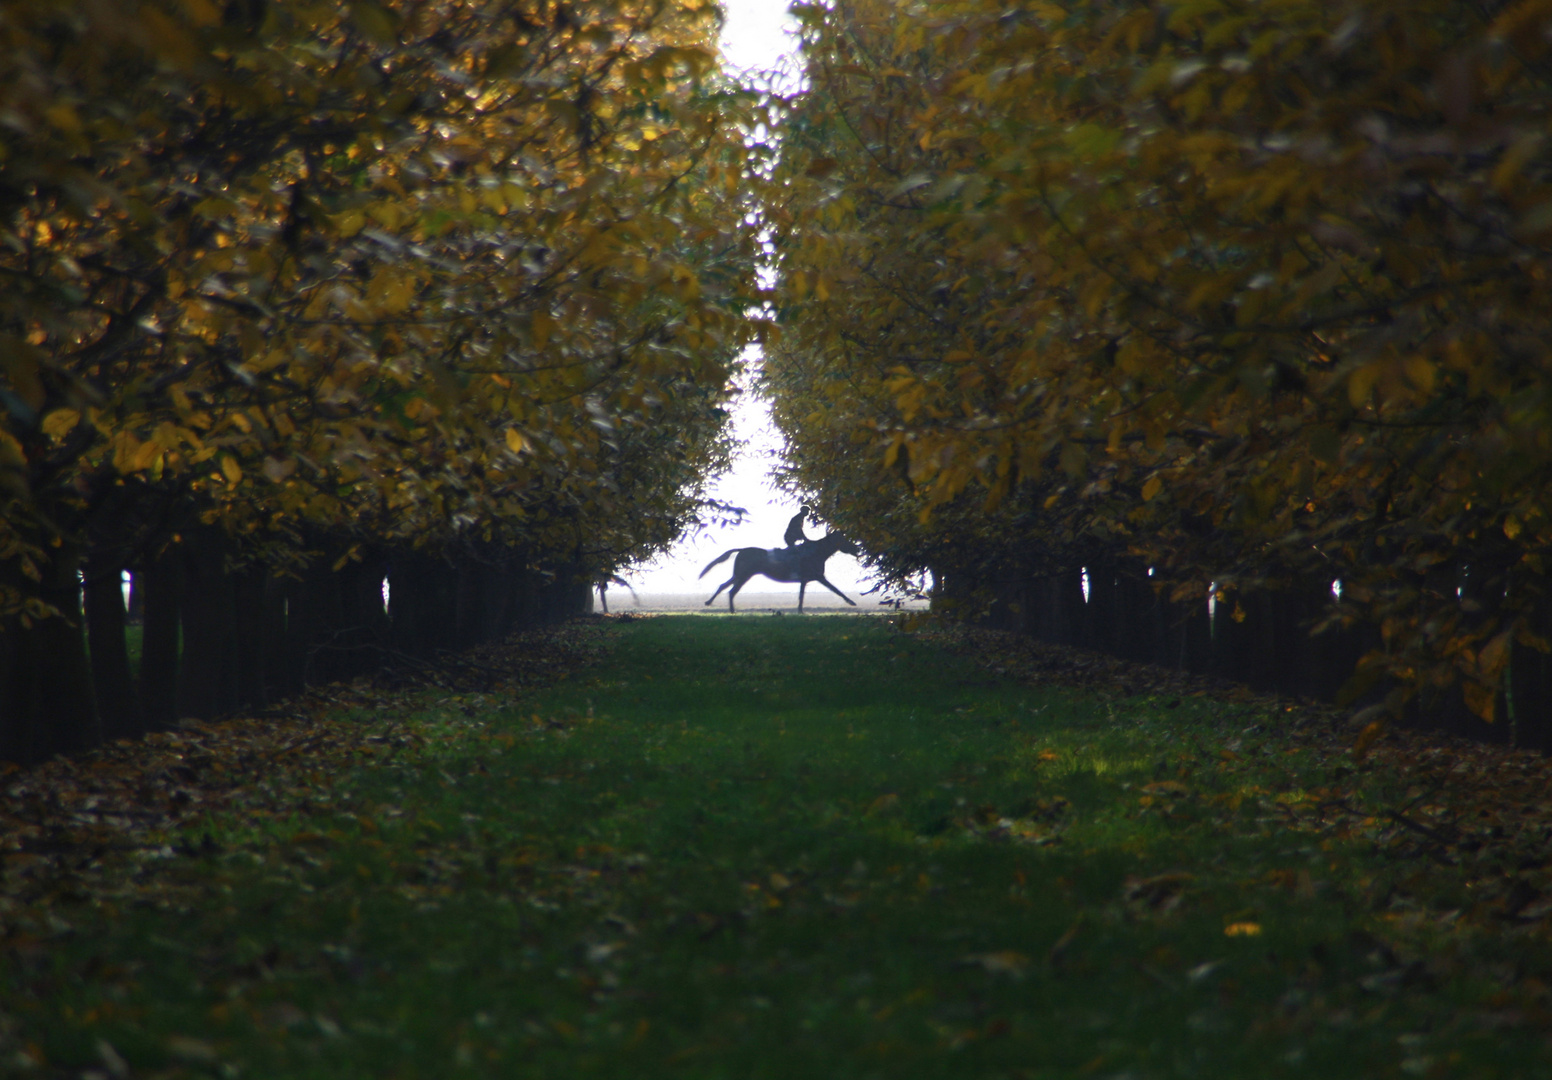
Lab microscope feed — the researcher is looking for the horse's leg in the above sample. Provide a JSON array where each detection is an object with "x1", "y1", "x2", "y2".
[
  {"x1": 599, "y1": 586, "x2": 608, "y2": 614},
  {"x1": 814, "y1": 575, "x2": 857, "y2": 606},
  {"x1": 798, "y1": 581, "x2": 805, "y2": 613},
  {"x1": 727, "y1": 568, "x2": 752, "y2": 613},
  {"x1": 705, "y1": 576, "x2": 735, "y2": 606}
]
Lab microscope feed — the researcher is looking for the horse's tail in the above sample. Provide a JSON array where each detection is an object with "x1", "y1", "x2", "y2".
[{"x1": 698, "y1": 548, "x2": 739, "y2": 579}]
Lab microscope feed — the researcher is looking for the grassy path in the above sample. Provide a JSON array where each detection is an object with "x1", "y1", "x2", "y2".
[{"x1": 5, "y1": 616, "x2": 1551, "y2": 1078}]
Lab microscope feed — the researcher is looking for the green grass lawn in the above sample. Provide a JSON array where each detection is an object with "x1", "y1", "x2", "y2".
[{"x1": 5, "y1": 615, "x2": 1549, "y2": 1078}]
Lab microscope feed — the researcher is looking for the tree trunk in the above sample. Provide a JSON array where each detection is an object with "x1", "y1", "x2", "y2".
[
  {"x1": 1210, "y1": 586, "x2": 1248, "y2": 681},
  {"x1": 84, "y1": 547, "x2": 139, "y2": 740},
  {"x1": 1082, "y1": 557, "x2": 1117, "y2": 655},
  {"x1": 0, "y1": 544, "x2": 101, "y2": 765},
  {"x1": 1172, "y1": 587, "x2": 1212, "y2": 674},
  {"x1": 265, "y1": 574, "x2": 300, "y2": 699},
  {"x1": 176, "y1": 528, "x2": 239, "y2": 720},
  {"x1": 233, "y1": 564, "x2": 268, "y2": 710},
  {"x1": 139, "y1": 547, "x2": 182, "y2": 728},
  {"x1": 455, "y1": 558, "x2": 486, "y2": 648},
  {"x1": 126, "y1": 569, "x2": 144, "y2": 623}
]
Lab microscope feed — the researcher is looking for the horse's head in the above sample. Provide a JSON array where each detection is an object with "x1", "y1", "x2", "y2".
[{"x1": 825, "y1": 533, "x2": 861, "y2": 558}]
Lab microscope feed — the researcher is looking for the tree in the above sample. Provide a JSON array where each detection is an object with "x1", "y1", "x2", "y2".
[
  {"x1": 766, "y1": 0, "x2": 1552, "y2": 736},
  {"x1": 0, "y1": 0, "x2": 760, "y2": 762}
]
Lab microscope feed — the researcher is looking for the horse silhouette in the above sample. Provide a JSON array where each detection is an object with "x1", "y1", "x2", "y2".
[{"x1": 699, "y1": 533, "x2": 860, "y2": 613}]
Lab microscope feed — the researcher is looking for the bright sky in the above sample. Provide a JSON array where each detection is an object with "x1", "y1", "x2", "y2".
[{"x1": 629, "y1": 0, "x2": 877, "y2": 600}]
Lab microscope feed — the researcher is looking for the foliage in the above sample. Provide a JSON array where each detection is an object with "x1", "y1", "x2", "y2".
[
  {"x1": 4, "y1": 616, "x2": 1552, "y2": 1075},
  {"x1": 0, "y1": 0, "x2": 759, "y2": 610},
  {"x1": 763, "y1": 0, "x2": 1552, "y2": 716}
]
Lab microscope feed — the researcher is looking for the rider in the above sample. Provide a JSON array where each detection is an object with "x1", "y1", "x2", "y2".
[{"x1": 784, "y1": 504, "x2": 812, "y2": 546}]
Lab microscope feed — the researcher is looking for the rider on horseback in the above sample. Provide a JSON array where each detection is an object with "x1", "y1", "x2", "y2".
[
  {"x1": 700, "y1": 530, "x2": 860, "y2": 613},
  {"x1": 784, "y1": 504, "x2": 812, "y2": 547}
]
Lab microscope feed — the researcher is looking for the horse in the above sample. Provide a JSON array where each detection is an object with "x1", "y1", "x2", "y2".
[{"x1": 699, "y1": 533, "x2": 861, "y2": 613}]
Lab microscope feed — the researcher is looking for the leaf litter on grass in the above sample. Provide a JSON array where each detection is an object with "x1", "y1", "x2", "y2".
[
  {"x1": 5, "y1": 613, "x2": 1552, "y2": 1076},
  {"x1": 0, "y1": 620, "x2": 612, "y2": 1071},
  {"x1": 916, "y1": 616, "x2": 1552, "y2": 1045}
]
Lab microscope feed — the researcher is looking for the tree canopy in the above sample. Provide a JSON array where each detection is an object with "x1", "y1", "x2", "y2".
[
  {"x1": 764, "y1": 0, "x2": 1552, "y2": 723},
  {"x1": 0, "y1": 0, "x2": 764, "y2": 761},
  {"x1": 1, "y1": 0, "x2": 760, "y2": 610}
]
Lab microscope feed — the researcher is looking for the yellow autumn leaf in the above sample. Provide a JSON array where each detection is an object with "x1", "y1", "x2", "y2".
[
  {"x1": 1478, "y1": 628, "x2": 1514, "y2": 680},
  {"x1": 132, "y1": 440, "x2": 162, "y2": 473},
  {"x1": 1463, "y1": 680, "x2": 1496, "y2": 723},
  {"x1": 1348, "y1": 362, "x2": 1382, "y2": 407},
  {"x1": 1402, "y1": 355, "x2": 1435, "y2": 393},
  {"x1": 1352, "y1": 717, "x2": 1386, "y2": 761},
  {"x1": 111, "y1": 432, "x2": 144, "y2": 474},
  {"x1": 531, "y1": 311, "x2": 553, "y2": 349},
  {"x1": 0, "y1": 429, "x2": 27, "y2": 467},
  {"x1": 40, "y1": 409, "x2": 80, "y2": 440}
]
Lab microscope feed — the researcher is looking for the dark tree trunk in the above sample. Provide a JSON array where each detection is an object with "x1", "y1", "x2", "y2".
[
  {"x1": 233, "y1": 564, "x2": 268, "y2": 709},
  {"x1": 289, "y1": 565, "x2": 330, "y2": 684},
  {"x1": 483, "y1": 558, "x2": 516, "y2": 639},
  {"x1": 1210, "y1": 587, "x2": 1248, "y2": 681},
  {"x1": 139, "y1": 546, "x2": 182, "y2": 728},
  {"x1": 390, "y1": 552, "x2": 454, "y2": 655},
  {"x1": 0, "y1": 544, "x2": 101, "y2": 765},
  {"x1": 265, "y1": 574, "x2": 301, "y2": 699},
  {"x1": 537, "y1": 565, "x2": 589, "y2": 625},
  {"x1": 84, "y1": 547, "x2": 139, "y2": 740},
  {"x1": 355, "y1": 556, "x2": 391, "y2": 665},
  {"x1": 1171, "y1": 587, "x2": 1212, "y2": 674},
  {"x1": 1114, "y1": 565, "x2": 1156, "y2": 664},
  {"x1": 455, "y1": 559, "x2": 486, "y2": 648},
  {"x1": 177, "y1": 528, "x2": 239, "y2": 720},
  {"x1": 386, "y1": 556, "x2": 420, "y2": 653},
  {"x1": 125, "y1": 569, "x2": 144, "y2": 623},
  {"x1": 1082, "y1": 558, "x2": 1117, "y2": 655},
  {"x1": 1241, "y1": 592, "x2": 1281, "y2": 694},
  {"x1": 512, "y1": 563, "x2": 541, "y2": 632},
  {"x1": 1510, "y1": 627, "x2": 1551, "y2": 753}
]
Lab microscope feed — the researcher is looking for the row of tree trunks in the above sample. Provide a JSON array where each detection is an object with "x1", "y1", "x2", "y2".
[
  {"x1": 0, "y1": 544, "x2": 100, "y2": 766},
  {"x1": 956, "y1": 552, "x2": 1552, "y2": 752},
  {"x1": 84, "y1": 546, "x2": 138, "y2": 741},
  {"x1": 383, "y1": 550, "x2": 585, "y2": 656},
  {"x1": 0, "y1": 533, "x2": 594, "y2": 767}
]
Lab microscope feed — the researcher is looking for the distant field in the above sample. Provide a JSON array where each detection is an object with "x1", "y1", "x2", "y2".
[{"x1": 603, "y1": 590, "x2": 929, "y2": 614}]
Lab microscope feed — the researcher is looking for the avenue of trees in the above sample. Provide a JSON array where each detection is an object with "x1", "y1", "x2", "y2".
[
  {"x1": 764, "y1": 0, "x2": 1552, "y2": 747},
  {"x1": 12, "y1": 0, "x2": 1552, "y2": 768},
  {"x1": 0, "y1": 0, "x2": 760, "y2": 763}
]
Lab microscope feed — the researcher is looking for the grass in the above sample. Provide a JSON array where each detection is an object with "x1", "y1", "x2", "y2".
[{"x1": 5, "y1": 615, "x2": 1550, "y2": 1078}]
